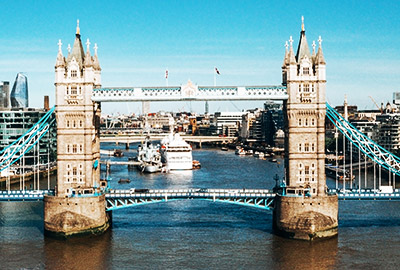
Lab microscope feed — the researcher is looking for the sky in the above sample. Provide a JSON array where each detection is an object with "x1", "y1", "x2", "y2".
[{"x1": 0, "y1": 0, "x2": 399, "y2": 114}]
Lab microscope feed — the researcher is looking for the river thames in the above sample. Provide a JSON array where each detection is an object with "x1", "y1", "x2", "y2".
[{"x1": 1, "y1": 143, "x2": 400, "y2": 269}]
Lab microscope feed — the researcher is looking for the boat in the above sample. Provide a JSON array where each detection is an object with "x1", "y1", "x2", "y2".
[
  {"x1": 160, "y1": 133, "x2": 193, "y2": 170},
  {"x1": 221, "y1": 147, "x2": 228, "y2": 151},
  {"x1": 136, "y1": 137, "x2": 162, "y2": 173},
  {"x1": 118, "y1": 178, "x2": 131, "y2": 183},
  {"x1": 113, "y1": 149, "x2": 124, "y2": 157},
  {"x1": 192, "y1": 160, "x2": 201, "y2": 169},
  {"x1": 258, "y1": 152, "x2": 265, "y2": 159},
  {"x1": 269, "y1": 158, "x2": 278, "y2": 163},
  {"x1": 235, "y1": 147, "x2": 246, "y2": 156},
  {"x1": 246, "y1": 149, "x2": 253, "y2": 155}
]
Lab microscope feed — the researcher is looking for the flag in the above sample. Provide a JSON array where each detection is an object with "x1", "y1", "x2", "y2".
[
  {"x1": 165, "y1": 69, "x2": 168, "y2": 79},
  {"x1": 215, "y1": 67, "x2": 220, "y2": 75}
]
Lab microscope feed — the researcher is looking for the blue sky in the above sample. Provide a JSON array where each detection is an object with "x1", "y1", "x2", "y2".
[{"x1": 0, "y1": 0, "x2": 399, "y2": 114}]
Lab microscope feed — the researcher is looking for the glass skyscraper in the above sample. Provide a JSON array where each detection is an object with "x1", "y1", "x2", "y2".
[
  {"x1": 10, "y1": 73, "x2": 28, "y2": 108},
  {"x1": 0, "y1": 81, "x2": 10, "y2": 109}
]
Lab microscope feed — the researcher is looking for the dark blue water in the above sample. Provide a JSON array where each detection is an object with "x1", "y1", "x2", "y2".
[{"x1": 1, "y1": 143, "x2": 400, "y2": 269}]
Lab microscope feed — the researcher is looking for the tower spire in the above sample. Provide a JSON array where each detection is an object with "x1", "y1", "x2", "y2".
[{"x1": 301, "y1": 15, "x2": 305, "y2": 31}]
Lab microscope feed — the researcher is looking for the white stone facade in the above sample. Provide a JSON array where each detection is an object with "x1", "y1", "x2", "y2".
[
  {"x1": 54, "y1": 24, "x2": 102, "y2": 196},
  {"x1": 282, "y1": 22, "x2": 327, "y2": 195}
]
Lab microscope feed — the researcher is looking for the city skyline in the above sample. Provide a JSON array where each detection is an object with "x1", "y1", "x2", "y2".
[{"x1": 0, "y1": 0, "x2": 399, "y2": 114}]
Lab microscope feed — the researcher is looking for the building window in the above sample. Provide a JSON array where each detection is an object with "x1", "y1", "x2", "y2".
[
  {"x1": 71, "y1": 86, "x2": 77, "y2": 95},
  {"x1": 66, "y1": 120, "x2": 70, "y2": 128},
  {"x1": 71, "y1": 70, "x2": 77, "y2": 78},
  {"x1": 79, "y1": 144, "x2": 83, "y2": 153},
  {"x1": 73, "y1": 120, "x2": 76, "y2": 128},
  {"x1": 72, "y1": 144, "x2": 77, "y2": 153},
  {"x1": 303, "y1": 67, "x2": 309, "y2": 75},
  {"x1": 67, "y1": 145, "x2": 70, "y2": 153},
  {"x1": 298, "y1": 119, "x2": 302, "y2": 126},
  {"x1": 304, "y1": 84, "x2": 310, "y2": 92},
  {"x1": 311, "y1": 143, "x2": 315, "y2": 152},
  {"x1": 311, "y1": 118, "x2": 315, "y2": 126},
  {"x1": 305, "y1": 118, "x2": 308, "y2": 126},
  {"x1": 298, "y1": 143, "x2": 302, "y2": 151},
  {"x1": 73, "y1": 168, "x2": 77, "y2": 175},
  {"x1": 305, "y1": 166, "x2": 310, "y2": 175},
  {"x1": 79, "y1": 120, "x2": 83, "y2": 128},
  {"x1": 305, "y1": 143, "x2": 310, "y2": 152}
]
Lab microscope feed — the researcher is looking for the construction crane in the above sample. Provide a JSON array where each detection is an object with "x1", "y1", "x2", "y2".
[{"x1": 368, "y1": 96, "x2": 383, "y2": 113}]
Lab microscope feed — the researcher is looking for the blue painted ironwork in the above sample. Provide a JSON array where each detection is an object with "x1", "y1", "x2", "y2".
[
  {"x1": 0, "y1": 106, "x2": 55, "y2": 172},
  {"x1": 326, "y1": 103, "x2": 400, "y2": 176},
  {"x1": 104, "y1": 189, "x2": 276, "y2": 211}
]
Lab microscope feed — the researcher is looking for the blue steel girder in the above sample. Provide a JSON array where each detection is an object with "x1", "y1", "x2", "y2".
[
  {"x1": 105, "y1": 196, "x2": 275, "y2": 211},
  {"x1": 326, "y1": 103, "x2": 400, "y2": 176},
  {"x1": 0, "y1": 106, "x2": 56, "y2": 173}
]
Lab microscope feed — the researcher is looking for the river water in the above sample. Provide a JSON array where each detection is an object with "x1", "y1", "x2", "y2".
[{"x1": 1, "y1": 143, "x2": 400, "y2": 269}]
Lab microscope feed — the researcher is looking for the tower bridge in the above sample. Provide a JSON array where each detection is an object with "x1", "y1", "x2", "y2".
[{"x1": 3, "y1": 18, "x2": 399, "y2": 241}]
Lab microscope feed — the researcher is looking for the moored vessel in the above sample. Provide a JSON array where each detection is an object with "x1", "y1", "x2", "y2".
[{"x1": 160, "y1": 133, "x2": 193, "y2": 170}]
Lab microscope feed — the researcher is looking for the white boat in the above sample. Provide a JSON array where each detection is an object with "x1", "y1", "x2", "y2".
[
  {"x1": 160, "y1": 133, "x2": 193, "y2": 170},
  {"x1": 136, "y1": 137, "x2": 162, "y2": 173},
  {"x1": 235, "y1": 147, "x2": 246, "y2": 156}
]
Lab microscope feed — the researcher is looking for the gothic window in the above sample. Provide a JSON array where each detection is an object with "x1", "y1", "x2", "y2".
[
  {"x1": 305, "y1": 143, "x2": 310, "y2": 152},
  {"x1": 304, "y1": 84, "x2": 310, "y2": 92},
  {"x1": 71, "y1": 86, "x2": 77, "y2": 95},
  {"x1": 72, "y1": 144, "x2": 77, "y2": 153},
  {"x1": 311, "y1": 84, "x2": 315, "y2": 92},
  {"x1": 298, "y1": 119, "x2": 302, "y2": 126},
  {"x1": 79, "y1": 120, "x2": 83, "y2": 128},
  {"x1": 298, "y1": 143, "x2": 302, "y2": 151},
  {"x1": 303, "y1": 67, "x2": 309, "y2": 75},
  {"x1": 79, "y1": 144, "x2": 83, "y2": 153},
  {"x1": 305, "y1": 118, "x2": 308, "y2": 126},
  {"x1": 311, "y1": 143, "x2": 315, "y2": 152},
  {"x1": 311, "y1": 118, "x2": 315, "y2": 126},
  {"x1": 313, "y1": 188, "x2": 316, "y2": 194},
  {"x1": 67, "y1": 145, "x2": 70, "y2": 153},
  {"x1": 73, "y1": 120, "x2": 76, "y2": 128},
  {"x1": 66, "y1": 120, "x2": 70, "y2": 128},
  {"x1": 78, "y1": 86, "x2": 82, "y2": 95},
  {"x1": 71, "y1": 70, "x2": 77, "y2": 78},
  {"x1": 305, "y1": 166, "x2": 310, "y2": 175},
  {"x1": 72, "y1": 168, "x2": 77, "y2": 175}
]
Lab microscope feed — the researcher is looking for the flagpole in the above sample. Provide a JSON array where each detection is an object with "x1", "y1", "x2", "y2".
[
  {"x1": 214, "y1": 67, "x2": 216, "y2": 87},
  {"x1": 166, "y1": 68, "x2": 168, "y2": 87}
]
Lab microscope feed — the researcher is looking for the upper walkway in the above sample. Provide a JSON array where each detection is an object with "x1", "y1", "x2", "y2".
[{"x1": 92, "y1": 85, "x2": 288, "y2": 102}]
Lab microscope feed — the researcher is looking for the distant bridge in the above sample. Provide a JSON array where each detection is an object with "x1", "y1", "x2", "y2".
[{"x1": 100, "y1": 135, "x2": 235, "y2": 144}]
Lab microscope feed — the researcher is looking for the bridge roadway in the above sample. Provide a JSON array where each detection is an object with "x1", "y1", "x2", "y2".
[
  {"x1": 3, "y1": 188, "x2": 400, "y2": 207},
  {"x1": 100, "y1": 135, "x2": 235, "y2": 144}
]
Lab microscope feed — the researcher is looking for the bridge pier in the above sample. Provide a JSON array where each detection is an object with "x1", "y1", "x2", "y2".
[
  {"x1": 125, "y1": 142, "x2": 130, "y2": 150},
  {"x1": 273, "y1": 195, "x2": 338, "y2": 240},
  {"x1": 44, "y1": 195, "x2": 111, "y2": 238}
]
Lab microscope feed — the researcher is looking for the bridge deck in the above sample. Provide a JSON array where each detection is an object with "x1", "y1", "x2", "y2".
[{"x1": 2, "y1": 189, "x2": 400, "y2": 203}]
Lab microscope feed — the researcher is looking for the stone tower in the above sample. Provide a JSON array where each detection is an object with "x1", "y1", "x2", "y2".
[
  {"x1": 44, "y1": 21, "x2": 110, "y2": 237},
  {"x1": 273, "y1": 17, "x2": 338, "y2": 240}
]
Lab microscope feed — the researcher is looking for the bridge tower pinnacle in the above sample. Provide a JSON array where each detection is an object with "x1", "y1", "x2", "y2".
[
  {"x1": 274, "y1": 18, "x2": 338, "y2": 240},
  {"x1": 44, "y1": 22, "x2": 109, "y2": 237}
]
